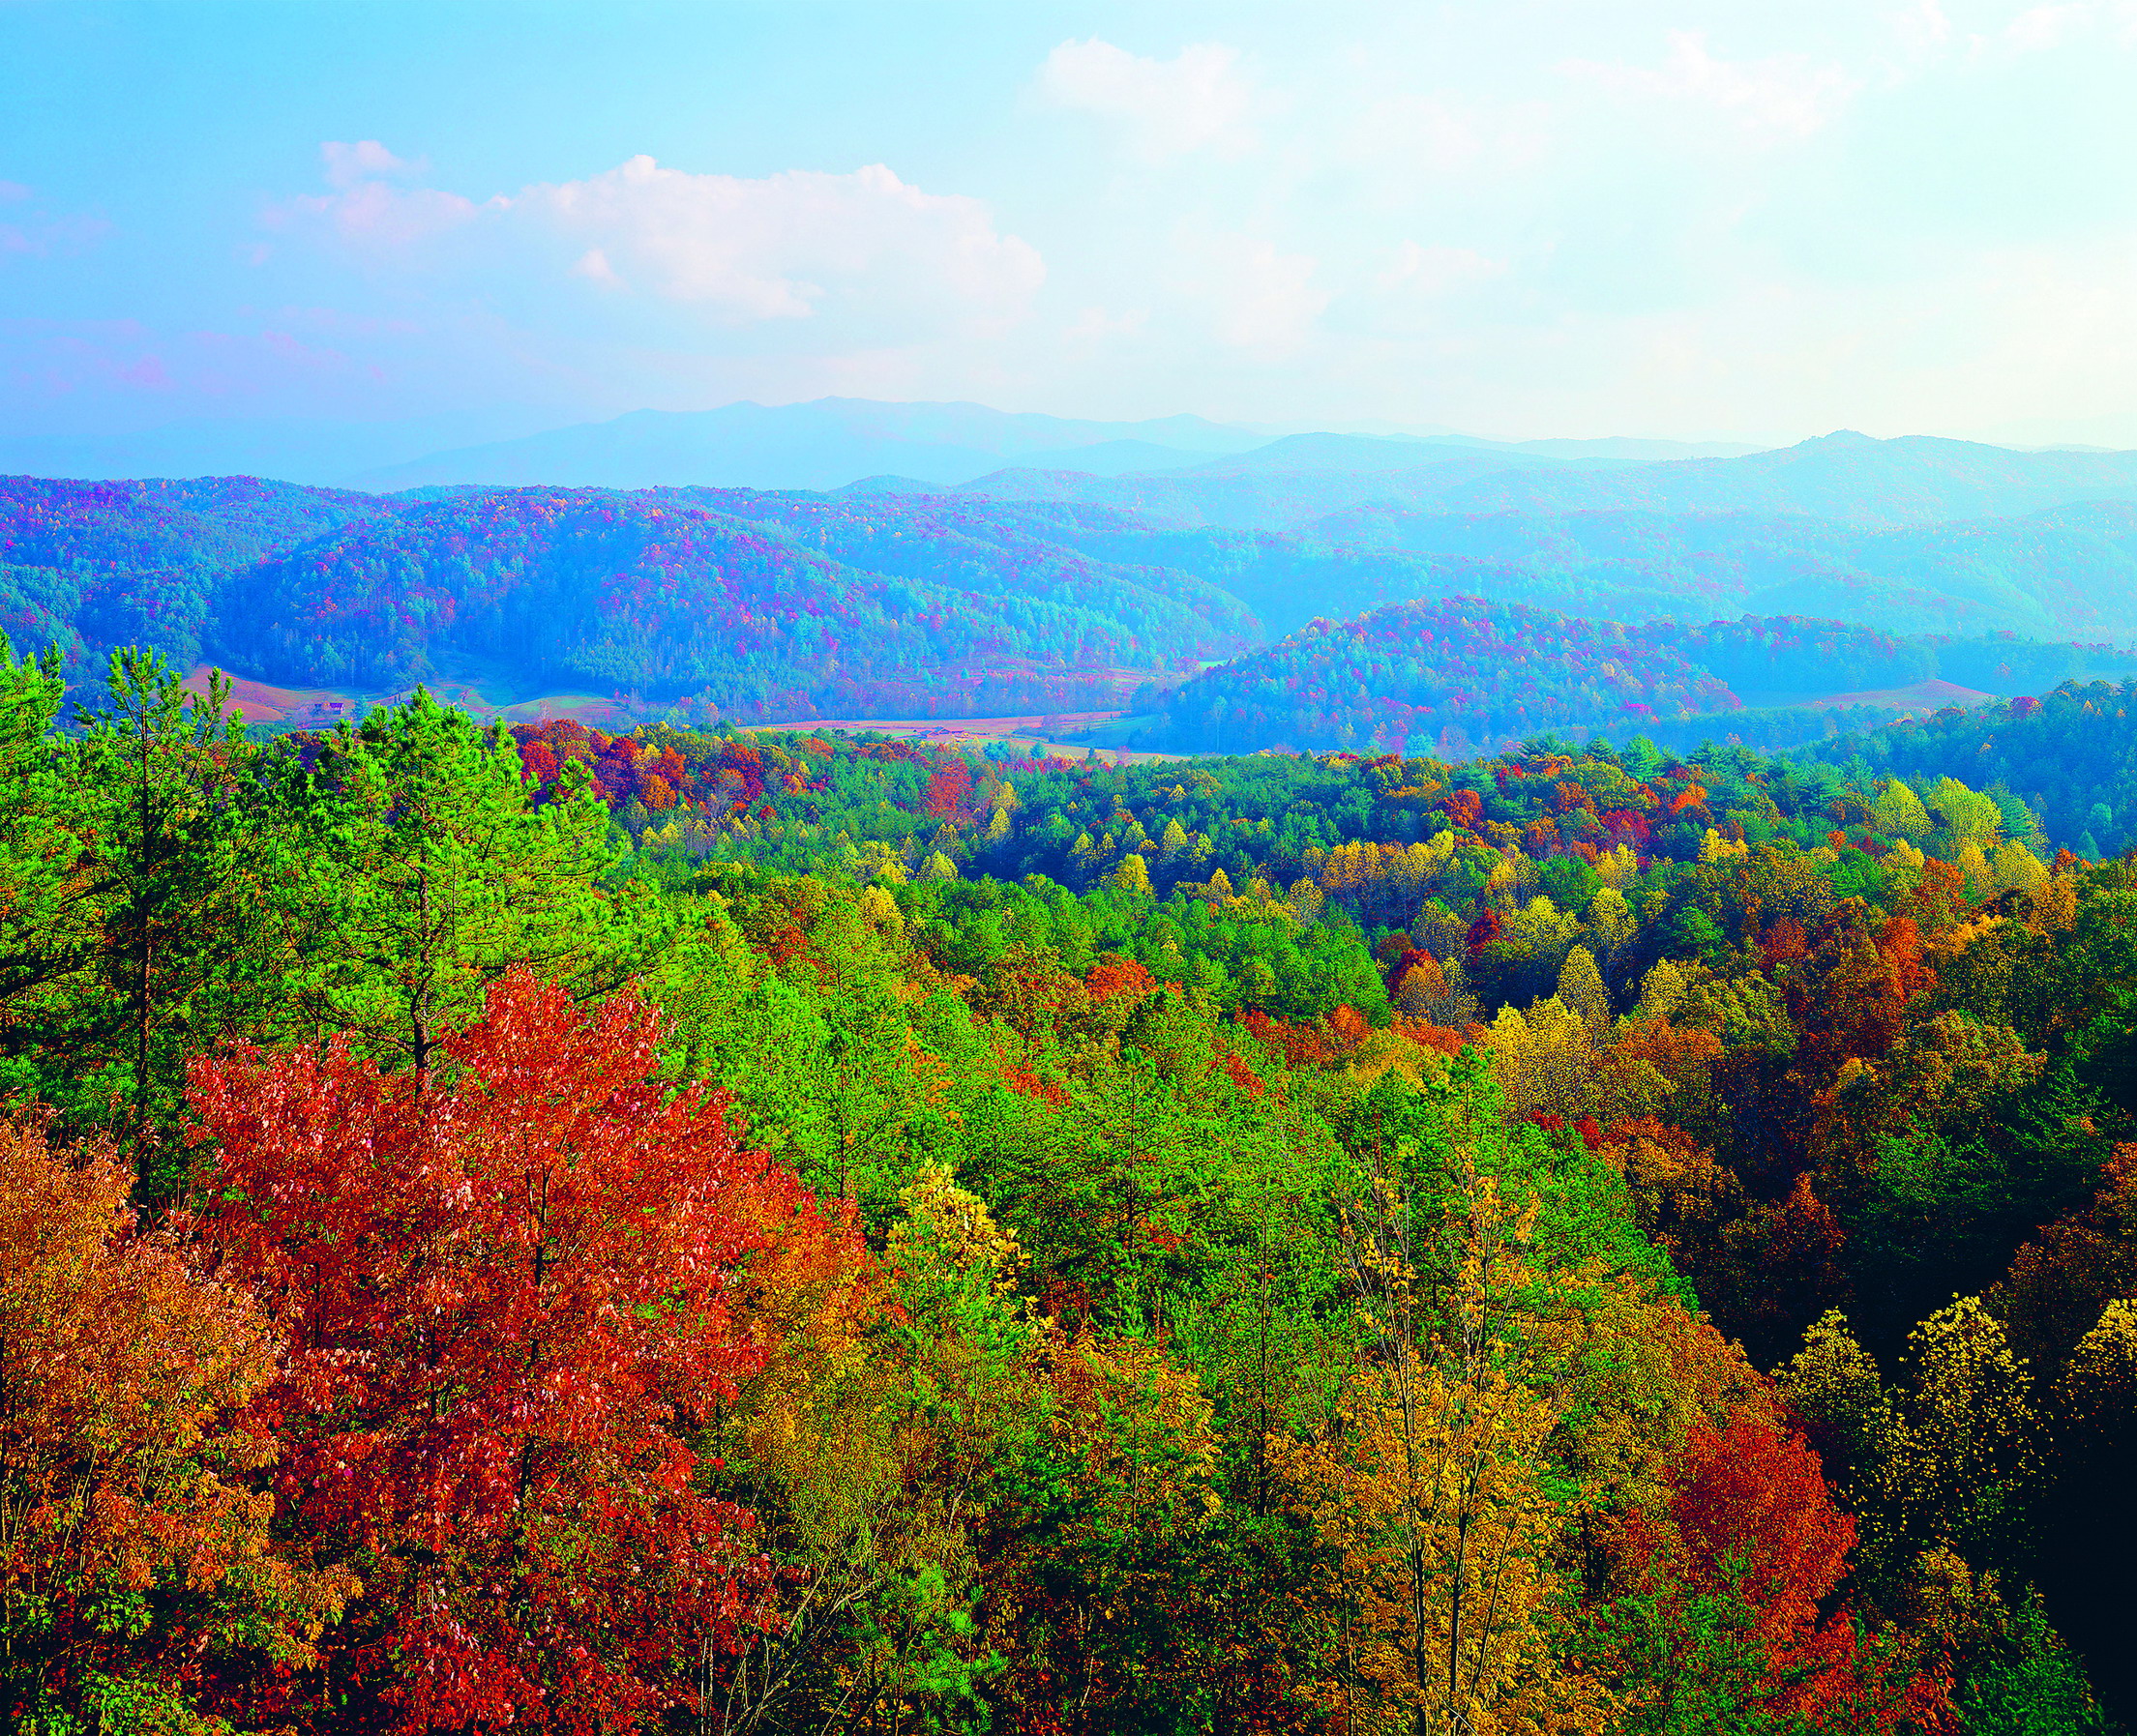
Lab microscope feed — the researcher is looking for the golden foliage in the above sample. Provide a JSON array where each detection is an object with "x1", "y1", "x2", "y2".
[
  {"x1": 0, "y1": 1115, "x2": 354, "y2": 1724},
  {"x1": 1271, "y1": 1169, "x2": 1608, "y2": 1736},
  {"x1": 1485, "y1": 996, "x2": 1600, "y2": 1122}
]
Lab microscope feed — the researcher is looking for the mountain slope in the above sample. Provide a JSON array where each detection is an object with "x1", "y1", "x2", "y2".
[
  {"x1": 0, "y1": 473, "x2": 394, "y2": 671},
  {"x1": 0, "y1": 473, "x2": 387, "y2": 574},
  {"x1": 1430, "y1": 431, "x2": 2137, "y2": 522},
  {"x1": 1124, "y1": 598, "x2": 2137, "y2": 756},
  {"x1": 1814, "y1": 677, "x2": 2137, "y2": 853},
  {"x1": 206, "y1": 486, "x2": 1260, "y2": 720},
  {"x1": 15, "y1": 459, "x2": 2137, "y2": 733},
  {"x1": 1126, "y1": 597, "x2": 1740, "y2": 754}
]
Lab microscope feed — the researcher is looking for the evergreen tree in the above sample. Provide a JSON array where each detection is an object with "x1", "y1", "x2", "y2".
[
  {"x1": 48, "y1": 652, "x2": 273, "y2": 1193},
  {"x1": 267, "y1": 691, "x2": 683, "y2": 1076}
]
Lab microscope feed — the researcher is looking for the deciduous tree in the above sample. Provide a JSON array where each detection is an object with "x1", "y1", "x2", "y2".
[
  {"x1": 0, "y1": 1113, "x2": 349, "y2": 1733},
  {"x1": 191, "y1": 970, "x2": 803, "y2": 1734}
]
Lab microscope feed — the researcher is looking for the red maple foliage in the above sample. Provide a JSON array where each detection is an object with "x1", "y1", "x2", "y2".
[
  {"x1": 1613, "y1": 1408, "x2": 1945, "y2": 1731},
  {"x1": 1669, "y1": 1412, "x2": 1858, "y2": 1683},
  {"x1": 1084, "y1": 955, "x2": 1160, "y2": 1004},
  {"x1": 188, "y1": 971, "x2": 813, "y2": 1735},
  {"x1": 1240, "y1": 1009, "x2": 1333, "y2": 1070},
  {"x1": 1440, "y1": 788, "x2": 1483, "y2": 831},
  {"x1": 1465, "y1": 907, "x2": 1503, "y2": 954},
  {"x1": 922, "y1": 757, "x2": 973, "y2": 817}
]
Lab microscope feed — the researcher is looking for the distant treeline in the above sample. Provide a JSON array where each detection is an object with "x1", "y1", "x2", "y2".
[
  {"x1": 1121, "y1": 598, "x2": 2137, "y2": 757},
  {"x1": 14, "y1": 474, "x2": 2137, "y2": 743}
]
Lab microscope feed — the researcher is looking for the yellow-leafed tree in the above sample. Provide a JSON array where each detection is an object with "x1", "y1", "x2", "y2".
[{"x1": 1271, "y1": 1166, "x2": 1604, "y2": 1736}]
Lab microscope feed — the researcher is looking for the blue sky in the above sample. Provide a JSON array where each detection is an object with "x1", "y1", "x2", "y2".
[{"x1": 4, "y1": 0, "x2": 2135, "y2": 446}]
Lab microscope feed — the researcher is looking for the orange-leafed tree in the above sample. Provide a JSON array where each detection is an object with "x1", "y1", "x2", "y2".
[
  {"x1": 189, "y1": 970, "x2": 817, "y2": 1736},
  {"x1": 0, "y1": 1113, "x2": 351, "y2": 1734}
]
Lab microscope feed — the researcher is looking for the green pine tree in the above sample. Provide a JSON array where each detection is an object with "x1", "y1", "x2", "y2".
[
  {"x1": 268, "y1": 690, "x2": 684, "y2": 1075},
  {"x1": 49, "y1": 652, "x2": 274, "y2": 1194}
]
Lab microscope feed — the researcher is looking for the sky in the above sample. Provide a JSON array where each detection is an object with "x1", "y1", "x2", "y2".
[{"x1": 4, "y1": 0, "x2": 2136, "y2": 448}]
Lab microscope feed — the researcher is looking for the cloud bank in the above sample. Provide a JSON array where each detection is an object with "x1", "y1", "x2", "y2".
[{"x1": 8, "y1": 4, "x2": 2137, "y2": 446}]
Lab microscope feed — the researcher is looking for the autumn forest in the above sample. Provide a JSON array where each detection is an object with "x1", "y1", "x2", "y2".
[{"x1": 1, "y1": 636, "x2": 2130, "y2": 1736}]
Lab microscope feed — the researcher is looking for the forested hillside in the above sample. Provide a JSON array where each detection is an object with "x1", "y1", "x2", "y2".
[
  {"x1": 211, "y1": 485, "x2": 1254, "y2": 718},
  {"x1": 1119, "y1": 597, "x2": 2137, "y2": 757},
  {"x1": 9, "y1": 639, "x2": 2130, "y2": 1733},
  {"x1": 1816, "y1": 678, "x2": 2137, "y2": 856},
  {"x1": 0, "y1": 474, "x2": 387, "y2": 673},
  {"x1": 11, "y1": 458, "x2": 2137, "y2": 731},
  {"x1": 1122, "y1": 597, "x2": 1737, "y2": 755}
]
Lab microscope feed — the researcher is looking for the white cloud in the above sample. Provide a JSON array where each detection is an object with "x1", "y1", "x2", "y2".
[
  {"x1": 272, "y1": 179, "x2": 482, "y2": 250},
  {"x1": 267, "y1": 141, "x2": 479, "y2": 249},
  {"x1": 1566, "y1": 31, "x2": 1859, "y2": 138},
  {"x1": 1039, "y1": 39, "x2": 1260, "y2": 159},
  {"x1": 320, "y1": 139, "x2": 427, "y2": 190},
  {"x1": 571, "y1": 246, "x2": 623, "y2": 288},
  {"x1": 1178, "y1": 235, "x2": 1327, "y2": 350},
  {"x1": 1341, "y1": 97, "x2": 1488, "y2": 176},
  {"x1": 165, "y1": 15, "x2": 2137, "y2": 442},
  {"x1": 1893, "y1": 0, "x2": 1954, "y2": 53},
  {"x1": 0, "y1": 182, "x2": 112, "y2": 263},
  {"x1": 1065, "y1": 305, "x2": 1150, "y2": 342},
  {"x1": 2005, "y1": 2, "x2": 2090, "y2": 48},
  {"x1": 1997, "y1": 1, "x2": 2137, "y2": 50},
  {"x1": 1376, "y1": 242, "x2": 1506, "y2": 297},
  {"x1": 1338, "y1": 245, "x2": 1510, "y2": 342},
  {"x1": 520, "y1": 156, "x2": 1043, "y2": 323},
  {"x1": 270, "y1": 152, "x2": 1043, "y2": 332}
]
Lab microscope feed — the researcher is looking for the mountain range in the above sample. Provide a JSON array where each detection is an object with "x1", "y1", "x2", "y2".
[
  {"x1": 958, "y1": 430, "x2": 2137, "y2": 529},
  {"x1": 12, "y1": 413, "x2": 2137, "y2": 751},
  {"x1": 2, "y1": 397, "x2": 1768, "y2": 494}
]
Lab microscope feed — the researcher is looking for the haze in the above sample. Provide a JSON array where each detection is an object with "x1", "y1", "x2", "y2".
[{"x1": 4, "y1": 0, "x2": 2134, "y2": 467}]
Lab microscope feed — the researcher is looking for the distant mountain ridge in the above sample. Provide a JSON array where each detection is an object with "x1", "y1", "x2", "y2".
[
  {"x1": 352, "y1": 398, "x2": 1273, "y2": 492},
  {"x1": 13, "y1": 424, "x2": 2137, "y2": 734},
  {"x1": 0, "y1": 401, "x2": 1771, "y2": 494},
  {"x1": 346, "y1": 401, "x2": 1799, "y2": 497},
  {"x1": 958, "y1": 430, "x2": 2137, "y2": 530}
]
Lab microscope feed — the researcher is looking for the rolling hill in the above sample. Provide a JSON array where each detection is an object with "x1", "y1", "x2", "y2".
[
  {"x1": 13, "y1": 432, "x2": 2137, "y2": 735},
  {"x1": 1119, "y1": 598, "x2": 2137, "y2": 756},
  {"x1": 0, "y1": 474, "x2": 391, "y2": 672},
  {"x1": 1117, "y1": 597, "x2": 1740, "y2": 755},
  {"x1": 204, "y1": 485, "x2": 1258, "y2": 721}
]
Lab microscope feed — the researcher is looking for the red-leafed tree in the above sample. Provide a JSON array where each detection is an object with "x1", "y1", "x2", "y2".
[
  {"x1": 922, "y1": 757, "x2": 973, "y2": 818},
  {"x1": 1604, "y1": 1407, "x2": 1944, "y2": 1732},
  {"x1": 518, "y1": 739, "x2": 561, "y2": 785},
  {"x1": 189, "y1": 971, "x2": 815, "y2": 1735},
  {"x1": 1668, "y1": 1412, "x2": 1859, "y2": 1693}
]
